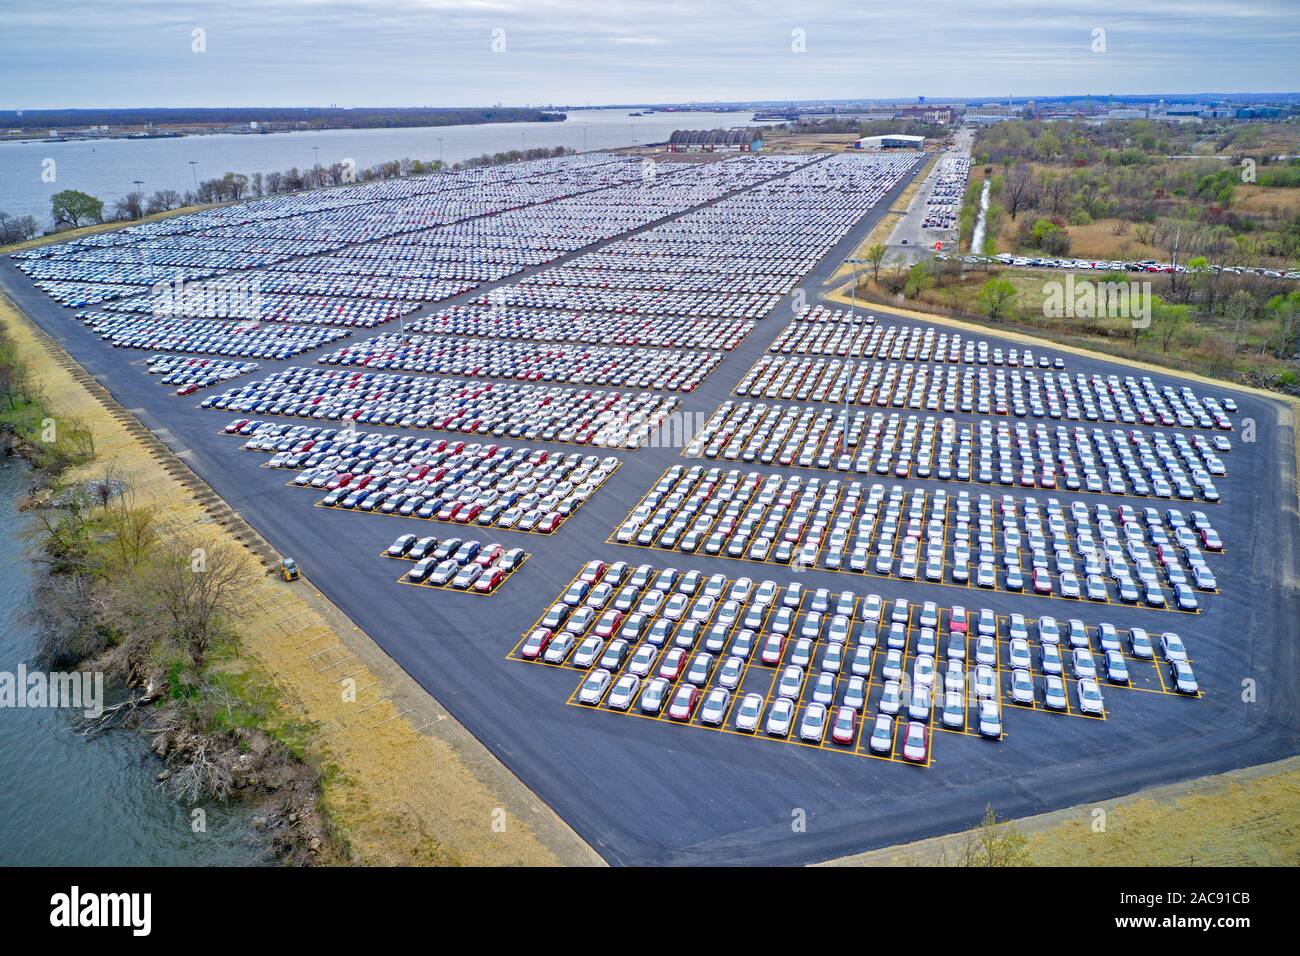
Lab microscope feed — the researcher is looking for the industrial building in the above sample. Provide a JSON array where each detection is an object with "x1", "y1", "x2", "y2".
[
  {"x1": 667, "y1": 129, "x2": 763, "y2": 152},
  {"x1": 854, "y1": 133, "x2": 925, "y2": 150}
]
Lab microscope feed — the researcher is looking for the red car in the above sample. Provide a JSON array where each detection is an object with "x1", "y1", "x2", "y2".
[
  {"x1": 666, "y1": 685, "x2": 699, "y2": 721},
  {"x1": 537, "y1": 512, "x2": 563, "y2": 534},
  {"x1": 474, "y1": 544, "x2": 503, "y2": 568},
  {"x1": 902, "y1": 722, "x2": 930, "y2": 763},
  {"x1": 520, "y1": 628, "x2": 553, "y2": 660},
  {"x1": 579, "y1": 560, "x2": 606, "y2": 584},
  {"x1": 473, "y1": 568, "x2": 506, "y2": 594},
  {"x1": 948, "y1": 605, "x2": 968, "y2": 634},
  {"x1": 454, "y1": 504, "x2": 482, "y2": 524},
  {"x1": 1032, "y1": 568, "x2": 1053, "y2": 594},
  {"x1": 831, "y1": 706, "x2": 857, "y2": 745},
  {"x1": 593, "y1": 610, "x2": 624, "y2": 639}
]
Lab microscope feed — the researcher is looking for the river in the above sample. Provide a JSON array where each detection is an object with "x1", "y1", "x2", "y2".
[
  {"x1": 0, "y1": 108, "x2": 758, "y2": 227},
  {"x1": 0, "y1": 459, "x2": 263, "y2": 865}
]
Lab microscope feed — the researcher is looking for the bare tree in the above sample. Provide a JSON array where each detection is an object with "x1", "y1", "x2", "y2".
[
  {"x1": 1001, "y1": 164, "x2": 1036, "y2": 221},
  {"x1": 147, "y1": 537, "x2": 250, "y2": 666}
]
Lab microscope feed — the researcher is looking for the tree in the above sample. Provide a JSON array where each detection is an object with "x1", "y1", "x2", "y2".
[
  {"x1": 51, "y1": 190, "x2": 104, "y2": 228},
  {"x1": 865, "y1": 243, "x2": 888, "y2": 282},
  {"x1": 144, "y1": 190, "x2": 182, "y2": 215},
  {"x1": 0, "y1": 211, "x2": 39, "y2": 243},
  {"x1": 144, "y1": 537, "x2": 249, "y2": 667},
  {"x1": 1266, "y1": 291, "x2": 1300, "y2": 359},
  {"x1": 1038, "y1": 171, "x2": 1070, "y2": 215},
  {"x1": 1224, "y1": 289, "x2": 1255, "y2": 353},
  {"x1": 932, "y1": 805, "x2": 1033, "y2": 866},
  {"x1": 977, "y1": 277, "x2": 1017, "y2": 320},
  {"x1": 111, "y1": 191, "x2": 144, "y2": 221},
  {"x1": 1151, "y1": 300, "x2": 1190, "y2": 353},
  {"x1": 1001, "y1": 164, "x2": 1036, "y2": 221},
  {"x1": 1154, "y1": 217, "x2": 1202, "y2": 295},
  {"x1": 903, "y1": 260, "x2": 934, "y2": 299}
]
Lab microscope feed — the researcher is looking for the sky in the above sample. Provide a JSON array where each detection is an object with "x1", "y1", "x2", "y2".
[{"x1": 2, "y1": 0, "x2": 1297, "y2": 109}]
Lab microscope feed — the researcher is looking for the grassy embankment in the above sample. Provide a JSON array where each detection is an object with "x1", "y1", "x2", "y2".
[
  {"x1": 0, "y1": 293, "x2": 599, "y2": 866},
  {"x1": 825, "y1": 756, "x2": 1300, "y2": 866}
]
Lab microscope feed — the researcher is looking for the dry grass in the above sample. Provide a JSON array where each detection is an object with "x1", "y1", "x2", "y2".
[
  {"x1": 822, "y1": 757, "x2": 1300, "y2": 866},
  {"x1": 0, "y1": 294, "x2": 600, "y2": 867}
]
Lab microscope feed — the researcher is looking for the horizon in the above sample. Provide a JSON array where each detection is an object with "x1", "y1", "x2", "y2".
[{"x1": 3, "y1": 0, "x2": 1298, "y2": 110}]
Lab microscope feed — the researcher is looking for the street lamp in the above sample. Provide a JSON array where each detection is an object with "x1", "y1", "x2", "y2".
[
  {"x1": 313, "y1": 147, "x2": 320, "y2": 187},
  {"x1": 437, "y1": 137, "x2": 444, "y2": 168},
  {"x1": 132, "y1": 179, "x2": 144, "y2": 219},
  {"x1": 188, "y1": 161, "x2": 198, "y2": 190}
]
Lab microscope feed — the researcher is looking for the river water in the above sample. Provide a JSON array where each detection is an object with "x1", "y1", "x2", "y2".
[
  {"x1": 0, "y1": 108, "x2": 758, "y2": 227},
  {"x1": 0, "y1": 460, "x2": 262, "y2": 865}
]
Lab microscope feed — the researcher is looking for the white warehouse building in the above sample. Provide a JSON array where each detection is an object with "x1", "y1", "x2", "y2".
[{"x1": 854, "y1": 134, "x2": 925, "y2": 150}]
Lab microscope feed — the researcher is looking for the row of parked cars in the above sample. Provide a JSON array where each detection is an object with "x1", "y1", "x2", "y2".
[
  {"x1": 146, "y1": 355, "x2": 259, "y2": 394},
  {"x1": 385, "y1": 533, "x2": 527, "y2": 594},
  {"x1": 317, "y1": 333, "x2": 721, "y2": 393},
  {"x1": 202, "y1": 366, "x2": 680, "y2": 449},
  {"x1": 25, "y1": 152, "x2": 795, "y2": 317},
  {"x1": 686, "y1": 401, "x2": 1229, "y2": 501},
  {"x1": 109, "y1": 288, "x2": 422, "y2": 328},
  {"x1": 79, "y1": 311, "x2": 351, "y2": 360},
  {"x1": 614, "y1": 466, "x2": 1221, "y2": 609},
  {"x1": 770, "y1": 307, "x2": 1061, "y2": 366},
  {"x1": 736, "y1": 357, "x2": 1238, "y2": 432},
  {"x1": 409, "y1": 305, "x2": 754, "y2": 352},
  {"x1": 922, "y1": 155, "x2": 970, "y2": 231},
  {"x1": 527, "y1": 560, "x2": 1191, "y2": 763},
  {"x1": 229, "y1": 419, "x2": 620, "y2": 532},
  {"x1": 946, "y1": 252, "x2": 1300, "y2": 282}
]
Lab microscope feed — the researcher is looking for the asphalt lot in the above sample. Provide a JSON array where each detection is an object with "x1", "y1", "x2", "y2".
[{"x1": 4, "y1": 153, "x2": 1299, "y2": 866}]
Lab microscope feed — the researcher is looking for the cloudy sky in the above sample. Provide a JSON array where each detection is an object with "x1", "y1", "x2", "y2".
[{"x1": 3, "y1": 0, "x2": 1297, "y2": 109}]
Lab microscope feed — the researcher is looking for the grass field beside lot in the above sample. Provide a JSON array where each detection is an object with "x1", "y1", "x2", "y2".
[{"x1": 826, "y1": 756, "x2": 1300, "y2": 866}]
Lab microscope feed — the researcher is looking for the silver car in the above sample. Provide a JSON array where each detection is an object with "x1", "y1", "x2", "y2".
[
  {"x1": 734, "y1": 692, "x2": 765, "y2": 732},
  {"x1": 606, "y1": 674, "x2": 640, "y2": 711}
]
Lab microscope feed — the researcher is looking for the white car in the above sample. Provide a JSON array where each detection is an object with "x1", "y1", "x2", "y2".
[
  {"x1": 734, "y1": 692, "x2": 765, "y2": 732},
  {"x1": 799, "y1": 702, "x2": 828, "y2": 742},
  {"x1": 577, "y1": 668, "x2": 611, "y2": 706},
  {"x1": 766, "y1": 697, "x2": 796, "y2": 737}
]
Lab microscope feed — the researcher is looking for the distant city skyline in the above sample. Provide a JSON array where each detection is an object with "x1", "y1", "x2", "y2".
[{"x1": 3, "y1": 0, "x2": 1298, "y2": 110}]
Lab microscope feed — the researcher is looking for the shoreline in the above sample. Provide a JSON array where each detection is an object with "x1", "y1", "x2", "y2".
[{"x1": 0, "y1": 291, "x2": 602, "y2": 867}]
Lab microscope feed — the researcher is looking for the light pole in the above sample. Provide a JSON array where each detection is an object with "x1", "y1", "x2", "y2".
[
  {"x1": 313, "y1": 146, "x2": 320, "y2": 187},
  {"x1": 582, "y1": 126, "x2": 587, "y2": 152},
  {"x1": 521, "y1": 131, "x2": 527, "y2": 154},
  {"x1": 132, "y1": 179, "x2": 144, "y2": 219},
  {"x1": 188, "y1": 161, "x2": 198, "y2": 190},
  {"x1": 437, "y1": 137, "x2": 444, "y2": 168}
]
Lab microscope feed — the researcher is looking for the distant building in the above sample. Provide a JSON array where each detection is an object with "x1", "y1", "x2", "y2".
[
  {"x1": 667, "y1": 128, "x2": 763, "y2": 152},
  {"x1": 855, "y1": 133, "x2": 925, "y2": 150}
]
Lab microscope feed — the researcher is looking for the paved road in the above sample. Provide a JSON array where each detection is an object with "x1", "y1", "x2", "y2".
[{"x1": 4, "y1": 155, "x2": 1298, "y2": 866}]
